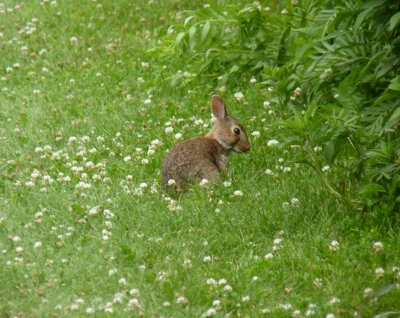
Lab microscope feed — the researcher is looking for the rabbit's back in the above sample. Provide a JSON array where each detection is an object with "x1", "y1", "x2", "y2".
[{"x1": 162, "y1": 137, "x2": 227, "y2": 187}]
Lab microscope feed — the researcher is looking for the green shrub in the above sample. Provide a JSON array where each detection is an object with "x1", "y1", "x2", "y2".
[{"x1": 153, "y1": 0, "x2": 400, "y2": 216}]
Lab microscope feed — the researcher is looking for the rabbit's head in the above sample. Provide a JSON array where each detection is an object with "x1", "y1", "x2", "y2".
[{"x1": 207, "y1": 94, "x2": 251, "y2": 153}]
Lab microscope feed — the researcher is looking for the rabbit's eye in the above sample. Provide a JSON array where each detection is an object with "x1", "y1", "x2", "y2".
[{"x1": 234, "y1": 127, "x2": 241, "y2": 135}]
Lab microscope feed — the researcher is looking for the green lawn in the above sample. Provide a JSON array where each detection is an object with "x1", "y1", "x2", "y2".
[{"x1": 1, "y1": 1, "x2": 399, "y2": 317}]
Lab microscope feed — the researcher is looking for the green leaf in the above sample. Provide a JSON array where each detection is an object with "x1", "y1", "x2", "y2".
[
  {"x1": 162, "y1": 282, "x2": 174, "y2": 301},
  {"x1": 175, "y1": 32, "x2": 186, "y2": 48},
  {"x1": 389, "y1": 12, "x2": 400, "y2": 31},
  {"x1": 184, "y1": 15, "x2": 194, "y2": 27},
  {"x1": 71, "y1": 204, "x2": 85, "y2": 215},
  {"x1": 229, "y1": 65, "x2": 239, "y2": 73},
  {"x1": 188, "y1": 25, "x2": 197, "y2": 50},
  {"x1": 201, "y1": 21, "x2": 211, "y2": 43},
  {"x1": 360, "y1": 183, "x2": 387, "y2": 195},
  {"x1": 354, "y1": 8, "x2": 372, "y2": 30},
  {"x1": 205, "y1": 48, "x2": 220, "y2": 60},
  {"x1": 374, "y1": 311, "x2": 400, "y2": 318},
  {"x1": 388, "y1": 75, "x2": 400, "y2": 91},
  {"x1": 276, "y1": 27, "x2": 291, "y2": 66},
  {"x1": 384, "y1": 106, "x2": 400, "y2": 130}
]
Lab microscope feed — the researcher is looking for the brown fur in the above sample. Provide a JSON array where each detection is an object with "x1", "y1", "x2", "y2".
[{"x1": 161, "y1": 94, "x2": 250, "y2": 191}]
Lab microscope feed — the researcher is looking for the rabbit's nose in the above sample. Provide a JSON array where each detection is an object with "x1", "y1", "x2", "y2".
[{"x1": 239, "y1": 141, "x2": 251, "y2": 153}]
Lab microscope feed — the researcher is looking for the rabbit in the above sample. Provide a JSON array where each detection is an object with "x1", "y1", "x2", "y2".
[{"x1": 162, "y1": 94, "x2": 250, "y2": 191}]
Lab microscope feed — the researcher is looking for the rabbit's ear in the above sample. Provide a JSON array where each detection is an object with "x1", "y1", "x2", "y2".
[{"x1": 211, "y1": 94, "x2": 227, "y2": 120}]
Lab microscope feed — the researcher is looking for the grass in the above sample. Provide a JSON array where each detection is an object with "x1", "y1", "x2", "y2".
[{"x1": 1, "y1": 0, "x2": 400, "y2": 317}]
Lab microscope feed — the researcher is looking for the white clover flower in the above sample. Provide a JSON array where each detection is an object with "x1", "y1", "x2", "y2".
[
  {"x1": 218, "y1": 278, "x2": 227, "y2": 285},
  {"x1": 205, "y1": 308, "x2": 217, "y2": 316},
  {"x1": 69, "y1": 36, "x2": 78, "y2": 45},
  {"x1": 81, "y1": 136, "x2": 90, "y2": 143},
  {"x1": 25, "y1": 180, "x2": 35, "y2": 187},
  {"x1": 328, "y1": 296, "x2": 340, "y2": 305},
  {"x1": 375, "y1": 267, "x2": 385, "y2": 278},
  {"x1": 321, "y1": 165, "x2": 330, "y2": 172},
  {"x1": 139, "y1": 182, "x2": 148, "y2": 189},
  {"x1": 292, "y1": 310, "x2": 302, "y2": 317},
  {"x1": 199, "y1": 179, "x2": 209, "y2": 187},
  {"x1": 162, "y1": 301, "x2": 171, "y2": 307},
  {"x1": 176, "y1": 296, "x2": 187, "y2": 304},
  {"x1": 278, "y1": 303, "x2": 292, "y2": 310},
  {"x1": 141, "y1": 62, "x2": 149, "y2": 69},
  {"x1": 363, "y1": 288, "x2": 373, "y2": 297},
  {"x1": 233, "y1": 190, "x2": 243, "y2": 197},
  {"x1": 251, "y1": 130, "x2": 260, "y2": 138},
  {"x1": 329, "y1": 240, "x2": 340, "y2": 251},
  {"x1": 212, "y1": 299, "x2": 221, "y2": 309},
  {"x1": 282, "y1": 201, "x2": 290, "y2": 209},
  {"x1": 33, "y1": 241, "x2": 42, "y2": 248},
  {"x1": 118, "y1": 278, "x2": 127, "y2": 285},
  {"x1": 267, "y1": 139, "x2": 279, "y2": 147},
  {"x1": 265, "y1": 169, "x2": 274, "y2": 175},
  {"x1": 234, "y1": 92, "x2": 244, "y2": 102},
  {"x1": 151, "y1": 139, "x2": 162, "y2": 146},
  {"x1": 86, "y1": 307, "x2": 95, "y2": 314},
  {"x1": 373, "y1": 241, "x2": 383, "y2": 252},
  {"x1": 291, "y1": 198, "x2": 299, "y2": 207},
  {"x1": 104, "y1": 306, "x2": 113, "y2": 313},
  {"x1": 273, "y1": 238, "x2": 283, "y2": 245},
  {"x1": 129, "y1": 288, "x2": 139, "y2": 296},
  {"x1": 75, "y1": 298, "x2": 84, "y2": 305},
  {"x1": 223, "y1": 181, "x2": 231, "y2": 187},
  {"x1": 31, "y1": 169, "x2": 40, "y2": 179},
  {"x1": 167, "y1": 179, "x2": 176, "y2": 186},
  {"x1": 223, "y1": 284, "x2": 233, "y2": 292},
  {"x1": 127, "y1": 298, "x2": 140, "y2": 308},
  {"x1": 250, "y1": 77, "x2": 257, "y2": 84},
  {"x1": 264, "y1": 253, "x2": 274, "y2": 260},
  {"x1": 43, "y1": 145, "x2": 52, "y2": 152},
  {"x1": 283, "y1": 167, "x2": 292, "y2": 173},
  {"x1": 88, "y1": 206, "x2": 100, "y2": 216},
  {"x1": 183, "y1": 259, "x2": 192, "y2": 268},
  {"x1": 203, "y1": 256, "x2": 212, "y2": 262},
  {"x1": 263, "y1": 101, "x2": 271, "y2": 109},
  {"x1": 313, "y1": 278, "x2": 323, "y2": 288},
  {"x1": 16, "y1": 246, "x2": 24, "y2": 253},
  {"x1": 12, "y1": 236, "x2": 21, "y2": 242},
  {"x1": 326, "y1": 314, "x2": 335, "y2": 318},
  {"x1": 206, "y1": 278, "x2": 217, "y2": 286},
  {"x1": 108, "y1": 268, "x2": 117, "y2": 276},
  {"x1": 144, "y1": 98, "x2": 151, "y2": 105},
  {"x1": 174, "y1": 133, "x2": 183, "y2": 140},
  {"x1": 294, "y1": 87, "x2": 301, "y2": 97},
  {"x1": 85, "y1": 161, "x2": 95, "y2": 169},
  {"x1": 165, "y1": 126, "x2": 173, "y2": 134}
]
